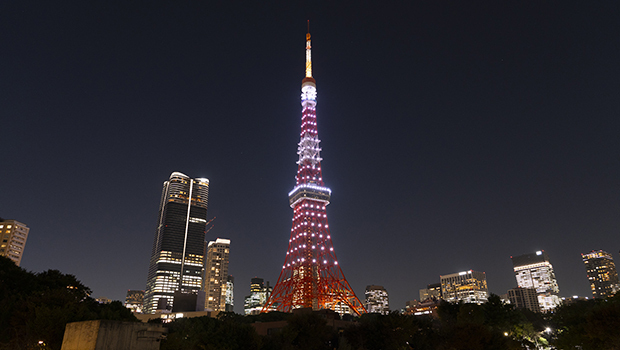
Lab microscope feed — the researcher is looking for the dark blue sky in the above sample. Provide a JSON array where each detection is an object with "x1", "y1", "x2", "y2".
[{"x1": 2, "y1": 1, "x2": 619, "y2": 313}]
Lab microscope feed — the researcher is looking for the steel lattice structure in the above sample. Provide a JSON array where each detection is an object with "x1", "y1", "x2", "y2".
[{"x1": 262, "y1": 30, "x2": 366, "y2": 316}]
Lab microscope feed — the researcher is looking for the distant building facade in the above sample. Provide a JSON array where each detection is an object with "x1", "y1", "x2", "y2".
[
  {"x1": 364, "y1": 285, "x2": 390, "y2": 314},
  {"x1": 511, "y1": 250, "x2": 561, "y2": 312},
  {"x1": 507, "y1": 287, "x2": 540, "y2": 313},
  {"x1": 244, "y1": 277, "x2": 272, "y2": 315},
  {"x1": 440, "y1": 270, "x2": 488, "y2": 304},
  {"x1": 0, "y1": 219, "x2": 30, "y2": 266},
  {"x1": 419, "y1": 282, "x2": 442, "y2": 301},
  {"x1": 203, "y1": 238, "x2": 230, "y2": 311},
  {"x1": 225, "y1": 275, "x2": 234, "y2": 312},
  {"x1": 125, "y1": 290, "x2": 145, "y2": 313},
  {"x1": 582, "y1": 250, "x2": 620, "y2": 299},
  {"x1": 95, "y1": 297, "x2": 112, "y2": 304},
  {"x1": 144, "y1": 172, "x2": 210, "y2": 314},
  {"x1": 404, "y1": 298, "x2": 441, "y2": 317}
]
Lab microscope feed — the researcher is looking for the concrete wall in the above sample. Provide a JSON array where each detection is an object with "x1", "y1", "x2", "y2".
[{"x1": 61, "y1": 320, "x2": 166, "y2": 350}]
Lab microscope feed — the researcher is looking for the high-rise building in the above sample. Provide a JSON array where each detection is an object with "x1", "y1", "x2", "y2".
[
  {"x1": 582, "y1": 250, "x2": 620, "y2": 299},
  {"x1": 511, "y1": 250, "x2": 561, "y2": 312},
  {"x1": 262, "y1": 29, "x2": 365, "y2": 316},
  {"x1": 440, "y1": 270, "x2": 488, "y2": 304},
  {"x1": 419, "y1": 282, "x2": 442, "y2": 301},
  {"x1": 0, "y1": 219, "x2": 30, "y2": 266},
  {"x1": 144, "y1": 172, "x2": 210, "y2": 314},
  {"x1": 225, "y1": 275, "x2": 234, "y2": 312},
  {"x1": 203, "y1": 238, "x2": 230, "y2": 312},
  {"x1": 244, "y1": 277, "x2": 273, "y2": 315},
  {"x1": 507, "y1": 287, "x2": 540, "y2": 313},
  {"x1": 125, "y1": 290, "x2": 145, "y2": 313},
  {"x1": 364, "y1": 285, "x2": 390, "y2": 315}
]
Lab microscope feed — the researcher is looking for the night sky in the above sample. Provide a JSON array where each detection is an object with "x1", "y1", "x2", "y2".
[{"x1": 2, "y1": 1, "x2": 619, "y2": 313}]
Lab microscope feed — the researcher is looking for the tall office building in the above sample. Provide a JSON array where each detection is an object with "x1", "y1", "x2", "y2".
[
  {"x1": 364, "y1": 285, "x2": 390, "y2": 315},
  {"x1": 0, "y1": 219, "x2": 30, "y2": 266},
  {"x1": 203, "y1": 238, "x2": 230, "y2": 312},
  {"x1": 440, "y1": 270, "x2": 488, "y2": 304},
  {"x1": 582, "y1": 250, "x2": 620, "y2": 299},
  {"x1": 144, "y1": 172, "x2": 210, "y2": 314},
  {"x1": 507, "y1": 287, "x2": 540, "y2": 313},
  {"x1": 511, "y1": 250, "x2": 561, "y2": 312},
  {"x1": 225, "y1": 275, "x2": 234, "y2": 312},
  {"x1": 244, "y1": 277, "x2": 273, "y2": 315}
]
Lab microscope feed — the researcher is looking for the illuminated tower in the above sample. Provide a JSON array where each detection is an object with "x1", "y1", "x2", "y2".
[
  {"x1": 144, "y1": 172, "x2": 209, "y2": 314},
  {"x1": 262, "y1": 29, "x2": 365, "y2": 316}
]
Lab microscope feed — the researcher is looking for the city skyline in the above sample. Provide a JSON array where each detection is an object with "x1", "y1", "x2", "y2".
[{"x1": 2, "y1": 2, "x2": 619, "y2": 314}]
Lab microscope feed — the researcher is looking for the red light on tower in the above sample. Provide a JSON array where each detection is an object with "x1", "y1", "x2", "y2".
[{"x1": 262, "y1": 29, "x2": 365, "y2": 316}]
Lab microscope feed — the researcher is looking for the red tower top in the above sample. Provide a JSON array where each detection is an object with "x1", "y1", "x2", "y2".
[{"x1": 262, "y1": 29, "x2": 366, "y2": 316}]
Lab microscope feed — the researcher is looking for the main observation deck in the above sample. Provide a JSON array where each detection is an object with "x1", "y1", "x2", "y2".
[{"x1": 288, "y1": 183, "x2": 331, "y2": 208}]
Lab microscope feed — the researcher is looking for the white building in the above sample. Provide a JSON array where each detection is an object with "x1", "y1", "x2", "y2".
[
  {"x1": 364, "y1": 285, "x2": 390, "y2": 314},
  {"x1": 511, "y1": 250, "x2": 561, "y2": 312},
  {"x1": 225, "y1": 275, "x2": 234, "y2": 312},
  {"x1": 204, "y1": 238, "x2": 230, "y2": 312}
]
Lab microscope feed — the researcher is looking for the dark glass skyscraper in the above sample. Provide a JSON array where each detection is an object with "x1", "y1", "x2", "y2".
[
  {"x1": 582, "y1": 250, "x2": 620, "y2": 299},
  {"x1": 144, "y1": 172, "x2": 209, "y2": 314}
]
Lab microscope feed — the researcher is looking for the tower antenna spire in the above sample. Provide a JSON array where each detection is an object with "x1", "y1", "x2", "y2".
[{"x1": 305, "y1": 20, "x2": 312, "y2": 78}]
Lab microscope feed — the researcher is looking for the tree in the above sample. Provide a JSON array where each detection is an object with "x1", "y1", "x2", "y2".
[
  {"x1": 0, "y1": 256, "x2": 137, "y2": 350},
  {"x1": 552, "y1": 294, "x2": 620, "y2": 350}
]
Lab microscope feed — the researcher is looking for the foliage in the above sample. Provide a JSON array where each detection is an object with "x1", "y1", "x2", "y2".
[
  {"x1": 264, "y1": 311, "x2": 338, "y2": 350},
  {"x1": 552, "y1": 294, "x2": 620, "y2": 350},
  {"x1": 0, "y1": 256, "x2": 137, "y2": 350},
  {"x1": 5, "y1": 256, "x2": 620, "y2": 350},
  {"x1": 343, "y1": 312, "x2": 438, "y2": 350},
  {"x1": 160, "y1": 314, "x2": 259, "y2": 350}
]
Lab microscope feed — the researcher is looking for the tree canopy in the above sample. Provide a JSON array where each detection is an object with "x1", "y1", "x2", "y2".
[{"x1": 0, "y1": 256, "x2": 137, "y2": 350}]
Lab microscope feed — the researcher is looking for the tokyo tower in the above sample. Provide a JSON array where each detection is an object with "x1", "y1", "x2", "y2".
[{"x1": 262, "y1": 29, "x2": 366, "y2": 316}]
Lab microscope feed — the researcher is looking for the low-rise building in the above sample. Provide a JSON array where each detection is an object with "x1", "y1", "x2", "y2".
[
  {"x1": 507, "y1": 287, "x2": 540, "y2": 312},
  {"x1": 440, "y1": 270, "x2": 488, "y2": 304}
]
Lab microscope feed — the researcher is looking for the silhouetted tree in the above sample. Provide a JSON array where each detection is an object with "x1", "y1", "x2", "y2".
[
  {"x1": 552, "y1": 294, "x2": 620, "y2": 350},
  {"x1": 0, "y1": 256, "x2": 136, "y2": 350}
]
